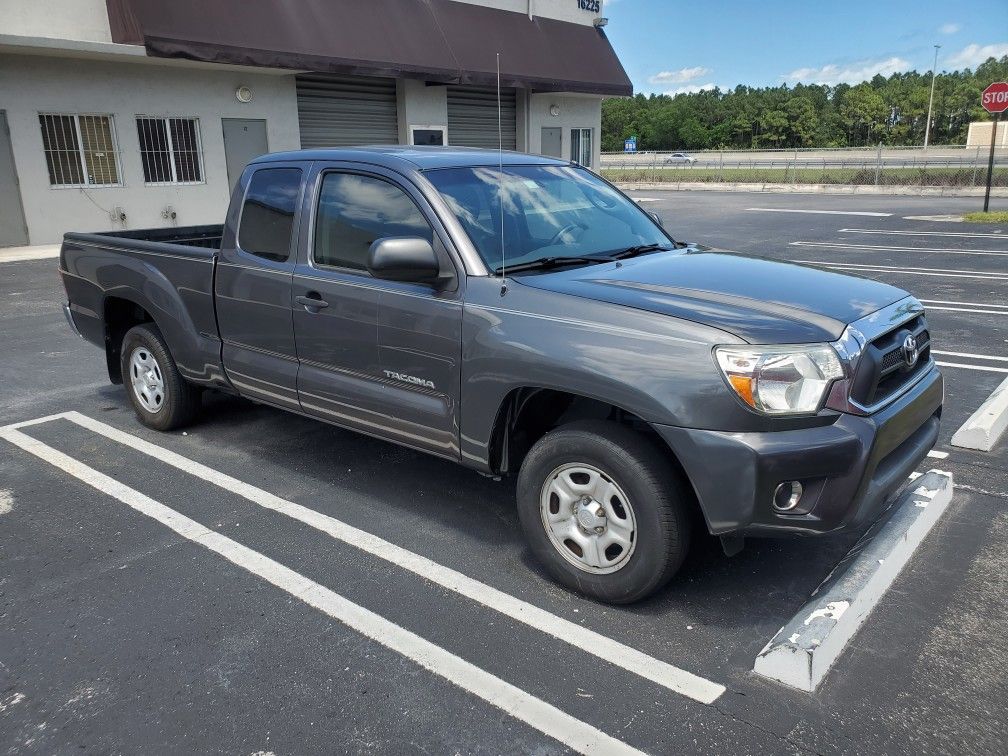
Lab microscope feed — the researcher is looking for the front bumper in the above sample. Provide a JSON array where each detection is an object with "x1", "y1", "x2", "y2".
[{"x1": 656, "y1": 363, "x2": 943, "y2": 536}]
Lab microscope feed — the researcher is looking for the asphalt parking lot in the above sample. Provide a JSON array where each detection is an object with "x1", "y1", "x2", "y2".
[{"x1": 2, "y1": 192, "x2": 1007, "y2": 754}]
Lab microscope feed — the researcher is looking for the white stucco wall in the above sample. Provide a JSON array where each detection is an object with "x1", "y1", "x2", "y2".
[
  {"x1": 0, "y1": 0, "x2": 113, "y2": 42},
  {"x1": 397, "y1": 79, "x2": 449, "y2": 143},
  {"x1": 0, "y1": 55, "x2": 301, "y2": 244},
  {"x1": 527, "y1": 93, "x2": 602, "y2": 168}
]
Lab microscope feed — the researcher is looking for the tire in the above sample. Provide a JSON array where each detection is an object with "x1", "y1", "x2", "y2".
[
  {"x1": 516, "y1": 420, "x2": 692, "y2": 604},
  {"x1": 120, "y1": 323, "x2": 201, "y2": 431}
]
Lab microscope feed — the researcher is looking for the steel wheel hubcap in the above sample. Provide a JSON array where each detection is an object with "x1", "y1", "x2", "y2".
[
  {"x1": 129, "y1": 346, "x2": 165, "y2": 414},
  {"x1": 539, "y1": 463, "x2": 636, "y2": 574}
]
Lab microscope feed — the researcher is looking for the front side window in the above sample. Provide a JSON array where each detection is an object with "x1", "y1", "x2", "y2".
[
  {"x1": 571, "y1": 128, "x2": 593, "y2": 168},
  {"x1": 313, "y1": 173, "x2": 433, "y2": 272},
  {"x1": 136, "y1": 117, "x2": 204, "y2": 184},
  {"x1": 39, "y1": 113, "x2": 120, "y2": 187},
  {"x1": 238, "y1": 168, "x2": 302, "y2": 262},
  {"x1": 425, "y1": 164, "x2": 670, "y2": 273}
]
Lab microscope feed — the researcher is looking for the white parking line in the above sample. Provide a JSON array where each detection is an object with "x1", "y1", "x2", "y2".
[
  {"x1": 839, "y1": 228, "x2": 1007, "y2": 240},
  {"x1": 923, "y1": 298, "x2": 1008, "y2": 306},
  {"x1": 927, "y1": 450, "x2": 949, "y2": 459},
  {"x1": 792, "y1": 260, "x2": 1008, "y2": 281},
  {"x1": 935, "y1": 361, "x2": 1008, "y2": 374},
  {"x1": 747, "y1": 208, "x2": 892, "y2": 217},
  {"x1": 932, "y1": 350, "x2": 1008, "y2": 363},
  {"x1": 790, "y1": 241, "x2": 1008, "y2": 257},
  {"x1": 921, "y1": 305, "x2": 1008, "y2": 316},
  {"x1": 10, "y1": 410, "x2": 726, "y2": 705},
  {"x1": 0, "y1": 426, "x2": 643, "y2": 756}
]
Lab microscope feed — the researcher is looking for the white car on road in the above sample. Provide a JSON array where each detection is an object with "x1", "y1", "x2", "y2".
[{"x1": 664, "y1": 152, "x2": 697, "y2": 164}]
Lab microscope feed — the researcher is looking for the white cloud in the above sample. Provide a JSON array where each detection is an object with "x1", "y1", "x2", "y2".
[
  {"x1": 944, "y1": 42, "x2": 1008, "y2": 69},
  {"x1": 782, "y1": 56, "x2": 912, "y2": 85},
  {"x1": 665, "y1": 83, "x2": 717, "y2": 96},
  {"x1": 939, "y1": 22, "x2": 961, "y2": 35},
  {"x1": 648, "y1": 66, "x2": 712, "y2": 85}
]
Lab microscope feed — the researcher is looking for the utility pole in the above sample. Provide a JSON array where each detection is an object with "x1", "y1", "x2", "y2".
[{"x1": 924, "y1": 44, "x2": 940, "y2": 150}]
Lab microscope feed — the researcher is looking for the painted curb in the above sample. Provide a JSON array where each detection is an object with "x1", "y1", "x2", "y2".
[
  {"x1": 951, "y1": 376, "x2": 1008, "y2": 452},
  {"x1": 753, "y1": 470, "x2": 954, "y2": 692}
]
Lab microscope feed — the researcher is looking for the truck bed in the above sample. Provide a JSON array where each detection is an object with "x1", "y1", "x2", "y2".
[
  {"x1": 60, "y1": 224, "x2": 226, "y2": 389},
  {"x1": 65, "y1": 224, "x2": 224, "y2": 251}
]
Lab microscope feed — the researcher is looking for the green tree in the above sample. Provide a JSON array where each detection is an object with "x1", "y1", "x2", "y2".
[
  {"x1": 839, "y1": 84, "x2": 887, "y2": 145},
  {"x1": 600, "y1": 55, "x2": 1008, "y2": 151}
]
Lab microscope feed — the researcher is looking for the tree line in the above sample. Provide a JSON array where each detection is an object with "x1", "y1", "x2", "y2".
[{"x1": 602, "y1": 56, "x2": 1008, "y2": 152}]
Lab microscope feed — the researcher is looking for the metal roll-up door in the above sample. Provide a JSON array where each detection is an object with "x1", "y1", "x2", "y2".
[
  {"x1": 447, "y1": 86, "x2": 517, "y2": 149},
  {"x1": 296, "y1": 74, "x2": 398, "y2": 148}
]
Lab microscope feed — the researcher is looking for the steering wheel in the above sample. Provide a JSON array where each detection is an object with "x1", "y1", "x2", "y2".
[{"x1": 548, "y1": 223, "x2": 586, "y2": 246}]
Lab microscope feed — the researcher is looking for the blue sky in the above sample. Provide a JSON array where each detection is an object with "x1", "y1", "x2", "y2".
[{"x1": 602, "y1": 0, "x2": 1008, "y2": 95}]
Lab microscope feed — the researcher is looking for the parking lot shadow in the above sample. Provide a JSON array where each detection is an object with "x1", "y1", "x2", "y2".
[{"x1": 196, "y1": 393, "x2": 864, "y2": 636}]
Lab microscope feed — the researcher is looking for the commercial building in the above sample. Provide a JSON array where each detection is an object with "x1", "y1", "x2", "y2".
[{"x1": 0, "y1": 0, "x2": 631, "y2": 246}]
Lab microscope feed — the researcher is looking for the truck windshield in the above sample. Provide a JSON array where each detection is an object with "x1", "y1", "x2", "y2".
[{"x1": 424, "y1": 165, "x2": 672, "y2": 272}]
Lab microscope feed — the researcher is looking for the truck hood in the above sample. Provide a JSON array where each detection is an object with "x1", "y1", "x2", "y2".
[{"x1": 514, "y1": 247, "x2": 908, "y2": 343}]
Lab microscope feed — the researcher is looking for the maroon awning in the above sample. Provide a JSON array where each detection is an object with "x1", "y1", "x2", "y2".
[{"x1": 105, "y1": 0, "x2": 632, "y2": 96}]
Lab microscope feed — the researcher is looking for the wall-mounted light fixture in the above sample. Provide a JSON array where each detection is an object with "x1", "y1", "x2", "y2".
[
  {"x1": 549, "y1": 104, "x2": 560, "y2": 117},
  {"x1": 235, "y1": 86, "x2": 253, "y2": 103},
  {"x1": 593, "y1": 17, "x2": 608, "y2": 28}
]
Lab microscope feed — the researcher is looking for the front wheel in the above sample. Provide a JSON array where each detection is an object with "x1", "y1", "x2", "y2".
[
  {"x1": 120, "y1": 323, "x2": 201, "y2": 431},
  {"x1": 516, "y1": 420, "x2": 692, "y2": 604}
]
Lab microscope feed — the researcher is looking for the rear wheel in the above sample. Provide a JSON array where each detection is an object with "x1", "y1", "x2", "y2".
[
  {"x1": 516, "y1": 420, "x2": 692, "y2": 604},
  {"x1": 120, "y1": 323, "x2": 201, "y2": 431}
]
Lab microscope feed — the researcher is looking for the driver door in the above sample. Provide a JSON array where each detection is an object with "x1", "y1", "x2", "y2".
[{"x1": 292, "y1": 163, "x2": 464, "y2": 459}]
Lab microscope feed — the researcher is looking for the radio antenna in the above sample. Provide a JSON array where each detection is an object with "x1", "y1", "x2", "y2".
[{"x1": 497, "y1": 51, "x2": 507, "y2": 296}]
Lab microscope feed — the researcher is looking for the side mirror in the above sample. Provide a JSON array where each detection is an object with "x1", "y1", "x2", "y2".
[
  {"x1": 367, "y1": 237, "x2": 440, "y2": 283},
  {"x1": 648, "y1": 211, "x2": 663, "y2": 227}
]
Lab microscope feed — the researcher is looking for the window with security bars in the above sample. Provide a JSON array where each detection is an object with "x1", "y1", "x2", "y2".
[
  {"x1": 136, "y1": 117, "x2": 204, "y2": 184},
  {"x1": 39, "y1": 113, "x2": 121, "y2": 187}
]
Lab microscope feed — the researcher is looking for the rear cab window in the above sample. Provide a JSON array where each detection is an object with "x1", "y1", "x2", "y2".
[{"x1": 238, "y1": 167, "x2": 302, "y2": 262}]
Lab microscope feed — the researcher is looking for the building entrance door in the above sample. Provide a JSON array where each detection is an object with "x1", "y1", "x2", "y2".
[
  {"x1": 0, "y1": 111, "x2": 30, "y2": 247},
  {"x1": 222, "y1": 118, "x2": 268, "y2": 191},
  {"x1": 540, "y1": 127, "x2": 562, "y2": 159}
]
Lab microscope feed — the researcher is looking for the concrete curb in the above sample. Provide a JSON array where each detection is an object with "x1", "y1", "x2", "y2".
[
  {"x1": 0, "y1": 244, "x2": 60, "y2": 263},
  {"x1": 615, "y1": 182, "x2": 1008, "y2": 198},
  {"x1": 951, "y1": 377, "x2": 1008, "y2": 452},
  {"x1": 753, "y1": 470, "x2": 954, "y2": 692}
]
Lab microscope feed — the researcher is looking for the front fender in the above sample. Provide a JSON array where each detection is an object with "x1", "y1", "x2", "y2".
[{"x1": 459, "y1": 276, "x2": 742, "y2": 470}]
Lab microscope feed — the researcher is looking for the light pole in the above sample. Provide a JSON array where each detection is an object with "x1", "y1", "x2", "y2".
[{"x1": 924, "y1": 44, "x2": 940, "y2": 150}]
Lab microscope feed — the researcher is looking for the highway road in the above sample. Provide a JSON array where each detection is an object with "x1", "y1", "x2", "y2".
[{"x1": 602, "y1": 146, "x2": 1008, "y2": 168}]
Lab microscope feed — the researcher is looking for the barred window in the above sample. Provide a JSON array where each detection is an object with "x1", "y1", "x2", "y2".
[
  {"x1": 39, "y1": 113, "x2": 121, "y2": 187},
  {"x1": 136, "y1": 117, "x2": 204, "y2": 184}
]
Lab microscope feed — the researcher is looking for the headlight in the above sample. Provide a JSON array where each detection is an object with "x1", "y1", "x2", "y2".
[{"x1": 714, "y1": 344, "x2": 843, "y2": 415}]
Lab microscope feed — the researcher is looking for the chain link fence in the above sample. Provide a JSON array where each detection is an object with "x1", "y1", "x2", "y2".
[{"x1": 601, "y1": 146, "x2": 1008, "y2": 188}]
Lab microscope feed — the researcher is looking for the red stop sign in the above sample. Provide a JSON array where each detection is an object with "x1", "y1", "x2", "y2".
[{"x1": 982, "y1": 82, "x2": 1008, "y2": 114}]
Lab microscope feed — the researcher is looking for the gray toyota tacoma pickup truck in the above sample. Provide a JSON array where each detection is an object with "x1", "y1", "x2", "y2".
[{"x1": 60, "y1": 147, "x2": 942, "y2": 603}]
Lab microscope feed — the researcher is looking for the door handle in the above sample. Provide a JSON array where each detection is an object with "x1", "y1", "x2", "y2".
[{"x1": 296, "y1": 293, "x2": 329, "y2": 311}]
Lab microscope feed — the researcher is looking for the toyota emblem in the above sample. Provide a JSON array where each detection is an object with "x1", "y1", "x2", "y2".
[{"x1": 902, "y1": 334, "x2": 919, "y2": 368}]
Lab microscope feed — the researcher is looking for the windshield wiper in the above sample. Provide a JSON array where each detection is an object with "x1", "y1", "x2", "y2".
[
  {"x1": 492, "y1": 255, "x2": 615, "y2": 275},
  {"x1": 611, "y1": 243, "x2": 675, "y2": 260}
]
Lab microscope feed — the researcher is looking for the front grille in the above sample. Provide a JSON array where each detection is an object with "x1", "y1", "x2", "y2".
[{"x1": 849, "y1": 314, "x2": 931, "y2": 408}]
